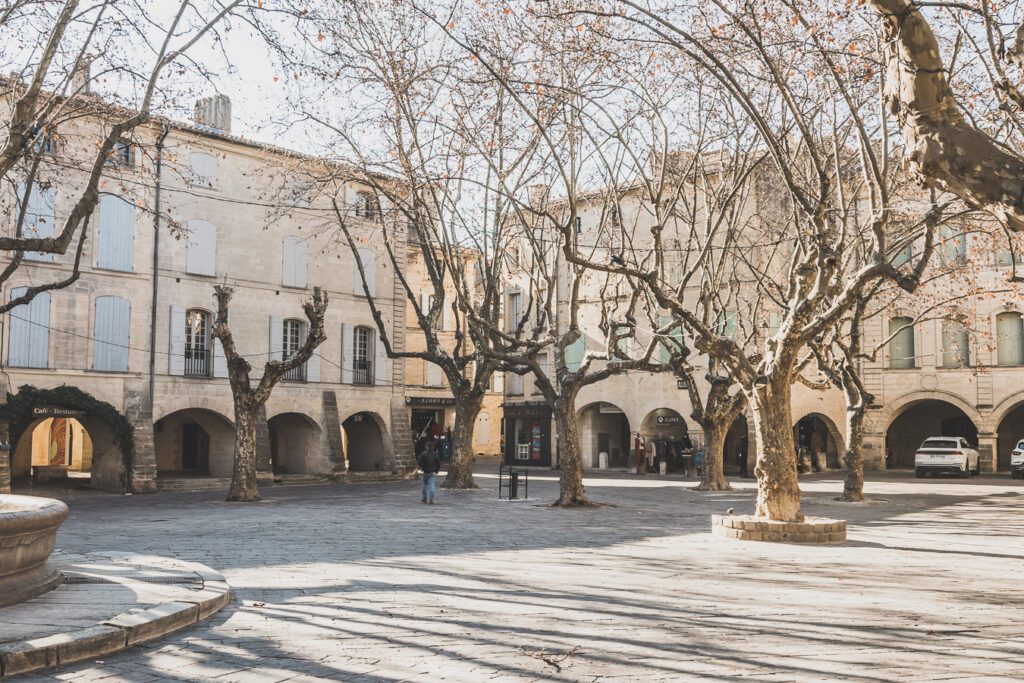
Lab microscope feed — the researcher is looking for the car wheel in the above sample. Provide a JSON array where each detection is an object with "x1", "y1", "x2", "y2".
[
  {"x1": 915, "y1": 467, "x2": 925, "y2": 478},
  {"x1": 961, "y1": 460, "x2": 971, "y2": 478}
]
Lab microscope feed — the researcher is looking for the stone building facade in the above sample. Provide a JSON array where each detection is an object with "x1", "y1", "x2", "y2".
[{"x1": 1, "y1": 94, "x2": 417, "y2": 494}]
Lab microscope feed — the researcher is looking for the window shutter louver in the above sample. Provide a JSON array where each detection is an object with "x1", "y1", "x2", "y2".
[
  {"x1": 426, "y1": 360, "x2": 442, "y2": 387},
  {"x1": 97, "y1": 195, "x2": 135, "y2": 271},
  {"x1": 282, "y1": 237, "x2": 307, "y2": 288},
  {"x1": 168, "y1": 304, "x2": 186, "y2": 375},
  {"x1": 93, "y1": 296, "x2": 130, "y2": 371},
  {"x1": 186, "y1": 219, "x2": 216, "y2": 276},
  {"x1": 269, "y1": 316, "x2": 284, "y2": 361},
  {"x1": 306, "y1": 345, "x2": 321, "y2": 382},
  {"x1": 996, "y1": 313, "x2": 1024, "y2": 366},
  {"x1": 213, "y1": 337, "x2": 228, "y2": 377},
  {"x1": 17, "y1": 183, "x2": 56, "y2": 262},
  {"x1": 373, "y1": 328, "x2": 387, "y2": 385},
  {"x1": 341, "y1": 323, "x2": 353, "y2": 383},
  {"x1": 8, "y1": 287, "x2": 49, "y2": 368},
  {"x1": 355, "y1": 248, "x2": 376, "y2": 297},
  {"x1": 566, "y1": 337, "x2": 585, "y2": 372}
]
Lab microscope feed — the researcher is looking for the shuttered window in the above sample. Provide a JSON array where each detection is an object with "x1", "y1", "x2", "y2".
[
  {"x1": 97, "y1": 195, "x2": 134, "y2": 271},
  {"x1": 16, "y1": 182, "x2": 56, "y2": 262},
  {"x1": 996, "y1": 312, "x2": 1024, "y2": 366},
  {"x1": 354, "y1": 248, "x2": 376, "y2": 296},
  {"x1": 889, "y1": 316, "x2": 916, "y2": 369},
  {"x1": 282, "y1": 237, "x2": 307, "y2": 288},
  {"x1": 93, "y1": 296, "x2": 130, "y2": 371},
  {"x1": 425, "y1": 360, "x2": 442, "y2": 387},
  {"x1": 189, "y1": 152, "x2": 218, "y2": 188},
  {"x1": 941, "y1": 320, "x2": 971, "y2": 369},
  {"x1": 566, "y1": 337, "x2": 585, "y2": 372},
  {"x1": 186, "y1": 220, "x2": 216, "y2": 276},
  {"x1": 8, "y1": 287, "x2": 49, "y2": 368}
]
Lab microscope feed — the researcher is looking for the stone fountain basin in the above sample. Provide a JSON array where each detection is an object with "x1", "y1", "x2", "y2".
[{"x1": 0, "y1": 495, "x2": 69, "y2": 608}]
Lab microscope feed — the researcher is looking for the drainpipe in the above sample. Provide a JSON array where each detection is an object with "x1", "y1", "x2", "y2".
[{"x1": 148, "y1": 124, "x2": 169, "y2": 407}]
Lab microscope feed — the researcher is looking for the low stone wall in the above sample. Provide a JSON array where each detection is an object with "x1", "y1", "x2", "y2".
[
  {"x1": 711, "y1": 514, "x2": 846, "y2": 544},
  {"x1": 0, "y1": 496, "x2": 69, "y2": 607}
]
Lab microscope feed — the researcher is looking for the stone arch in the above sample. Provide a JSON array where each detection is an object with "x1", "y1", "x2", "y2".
[
  {"x1": 342, "y1": 410, "x2": 393, "y2": 472},
  {"x1": 267, "y1": 411, "x2": 322, "y2": 475},
  {"x1": 154, "y1": 407, "x2": 235, "y2": 478},
  {"x1": 576, "y1": 401, "x2": 631, "y2": 468},
  {"x1": 991, "y1": 395, "x2": 1024, "y2": 472},
  {"x1": 793, "y1": 412, "x2": 844, "y2": 470},
  {"x1": 153, "y1": 395, "x2": 234, "y2": 425},
  {"x1": 884, "y1": 394, "x2": 980, "y2": 469},
  {"x1": 878, "y1": 390, "x2": 983, "y2": 433},
  {"x1": 1, "y1": 385, "x2": 132, "y2": 493}
]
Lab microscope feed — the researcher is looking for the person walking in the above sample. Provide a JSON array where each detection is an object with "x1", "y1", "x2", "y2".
[{"x1": 417, "y1": 439, "x2": 441, "y2": 504}]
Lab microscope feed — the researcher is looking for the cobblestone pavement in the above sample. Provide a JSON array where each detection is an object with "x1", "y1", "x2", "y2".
[{"x1": 17, "y1": 464, "x2": 1024, "y2": 682}]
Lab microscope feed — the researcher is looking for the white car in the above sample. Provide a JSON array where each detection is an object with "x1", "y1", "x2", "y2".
[
  {"x1": 1011, "y1": 440, "x2": 1024, "y2": 479},
  {"x1": 914, "y1": 437, "x2": 980, "y2": 478}
]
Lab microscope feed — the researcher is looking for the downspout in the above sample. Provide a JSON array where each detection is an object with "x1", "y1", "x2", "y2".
[{"x1": 148, "y1": 124, "x2": 169, "y2": 407}]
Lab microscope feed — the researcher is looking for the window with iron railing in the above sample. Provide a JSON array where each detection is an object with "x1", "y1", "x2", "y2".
[
  {"x1": 184, "y1": 310, "x2": 212, "y2": 377},
  {"x1": 354, "y1": 325, "x2": 374, "y2": 385},
  {"x1": 283, "y1": 318, "x2": 307, "y2": 381}
]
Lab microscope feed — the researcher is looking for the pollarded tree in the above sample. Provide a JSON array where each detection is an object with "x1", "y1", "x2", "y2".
[{"x1": 212, "y1": 285, "x2": 328, "y2": 502}]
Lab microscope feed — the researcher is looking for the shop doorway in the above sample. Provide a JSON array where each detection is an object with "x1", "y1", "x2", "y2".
[
  {"x1": 793, "y1": 413, "x2": 842, "y2": 471},
  {"x1": 577, "y1": 402, "x2": 631, "y2": 467}
]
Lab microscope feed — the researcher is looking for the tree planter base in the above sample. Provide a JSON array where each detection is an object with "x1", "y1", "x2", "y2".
[{"x1": 711, "y1": 514, "x2": 846, "y2": 544}]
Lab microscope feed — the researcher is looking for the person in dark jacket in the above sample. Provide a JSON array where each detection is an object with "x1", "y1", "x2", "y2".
[{"x1": 417, "y1": 439, "x2": 441, "y2": 504}]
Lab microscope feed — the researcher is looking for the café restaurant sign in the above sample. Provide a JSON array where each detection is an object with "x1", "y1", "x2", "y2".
[{"x1": 33, "y1": 406, "x2": 87, "y2": 419}]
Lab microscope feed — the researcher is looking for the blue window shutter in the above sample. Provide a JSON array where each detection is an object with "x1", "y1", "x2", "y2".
[
  {"x1": 186, "y1": 219, "x2": 216, "y2": 276},
  {"x1": 373, "y1": 328, "x2": 387, "y2": 385},
  {"x1": 306, "y1": 346, "x2": 321, "y2": 382},
  {"x1": 340, "y1": 323, "x2": 353, "y2": 383},
  {"x1": 282, "y1": 237, "x2": 307, "y2": 288},
  {"x1": 213, "y1": 337, "x2": 228, "y2": 377},
  {"x1": 17, "y1": 183, "x2": 56, "y2": 262},
  {"x1": 8, "y1": 287, "x2": 50, "y2": 368},
  {"x1": 168, "y1": 304, "x2": 186, "y2": 375},
  {"x1": 355, "y1": 248, "x2": 376, "y2": 296},
  {"x1": 94, "y1": 296, "x2": 130, "y2": 371},
  {"x1": 566, "y1": 337, "x2": 585, "y2": 372},
  {"x1": 97, "y1": 195, "x2": 134, "y2": 271},
  {"x1": 269, "y1": 316, "x2": 284, "y2": 361}
]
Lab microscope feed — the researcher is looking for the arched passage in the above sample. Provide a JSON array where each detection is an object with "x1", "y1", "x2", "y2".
[
  {"x1": 154, "y1": 408, "x2": 235, "y2": 478},
  {"x1": 269, "y1": 412, "x2": 321, "y2": 475},
  {"x1": 722, "y1": 414, "x2": 749, "y2": 476},
  {"x1": 344, "y1": 411, "x2": 390, "y2": 472},
  {"x1": 639, "y1": 407, "x2": 693, "y2": 473},
  {"x1": 2, "y1": 386, "x2": 132, "y2": 493},
  {"x1": 793, "y1": 413, "x2": 843, "y2": 471},
  {"x1": 995, "y1": 400, "x2": 1024, "y2": 472},
  {"x1": 886, "y1": 400, "x2": 979, "y2": 469},
  {"x1": 577, "y1": 402, "x2": 631, "y2": 468}
]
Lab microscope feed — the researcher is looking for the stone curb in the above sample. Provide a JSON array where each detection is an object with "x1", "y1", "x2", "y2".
[
  {"x1": 0, "y1": 570, "x2": 231, "y2": 677},
  {"x1": 710, "y1": 514, "x2": 847, "y2": 544}
]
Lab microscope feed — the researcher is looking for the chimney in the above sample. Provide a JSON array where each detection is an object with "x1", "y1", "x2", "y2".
[
  {"x1": 194, "y1": 94, "x2": 232, "y2": 133},
  {"x1": 71, "y1": 59, "x2": 91, "y2": 95}
]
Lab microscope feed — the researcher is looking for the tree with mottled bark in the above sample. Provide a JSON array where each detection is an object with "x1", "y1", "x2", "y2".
[{"x1": 211, "y1": 285, "x2": 328, "y2": 502}]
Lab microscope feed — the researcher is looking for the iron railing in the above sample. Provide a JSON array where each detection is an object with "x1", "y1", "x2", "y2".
[
  {"x1": 184, "y1": 347, "x2": 211, "y2": 377},
  {"x1": 354, "y1": 359, "x2": 373, "y2": 385}
]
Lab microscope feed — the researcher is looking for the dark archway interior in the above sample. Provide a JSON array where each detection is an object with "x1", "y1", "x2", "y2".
[
  {"x1": 154, "y1": 409, "x2": 235, "y2": 477},
  {"x1": 579, "y1": 403, "x2": 631, "y2": 468},
  {"x1": 722, "y1": 414, "x2": 749, "y2": 475},
  {"x1": 269, "y1": 413, "x2": 320, "y2": 475},
  {"x1": 886, "y1": 401, "x2": 978, "y2": 468},
  {"x1": 794, "y1": 414, "x2": 841, "y2": 470},
  {"x1": 10, "y1": 416, "x2": 120, "y2": 491},
  {"x1": 345, "y1": 412, "x2": 385, "y2": 472},
  {"x1": 996, "y1": 403, "x2": 1024, "y2": 471}
]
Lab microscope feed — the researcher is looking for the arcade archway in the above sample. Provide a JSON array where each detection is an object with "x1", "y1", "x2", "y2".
[
  {"x1": 154, "y1": 408, "x2": 235, "y2": 478},
  {"x1": 886, "y1": 400, "x2": 978, "y2": 469},
  {"x1": 793, "y1": 413, "x2": 843, "y2": 471},
  {"x1": 344, "y1": 411, "x2": 390, "y2": 472},
  {"x1": 995, "y1": 400, "x2": 1024, "y2": 472},
  {"x1": 722, "y1": 414, "x2": 749, "y2": 475},
  {"x1": 269, "y1": 412, "x2": 321, "y2": 474},
  {"x1": 577, "y1": 402, "x2": 631, "y2": 468}
]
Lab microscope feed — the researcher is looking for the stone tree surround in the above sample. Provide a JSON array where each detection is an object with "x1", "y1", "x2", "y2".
[{"x1": 711, "y1": 514, "x2": 847, "y2": 544}]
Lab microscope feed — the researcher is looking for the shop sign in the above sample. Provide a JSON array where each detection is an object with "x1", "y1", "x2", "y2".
[
  {"x1": 657, "y1": 415, "x2": 683, "y2": 425},
  {"x1": 405, "y1": 396, "x2": 457, "y2": 406},
  {"x1": 32, "y1": 407, "x2": 87, "y2": 418},
  {"x1": 676, "y1": 378, "x2": 690, "y2": 389}
]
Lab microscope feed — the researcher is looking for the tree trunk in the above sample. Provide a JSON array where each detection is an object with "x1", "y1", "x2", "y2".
[
  {"x1": 442, "y1": 393, "x2": 481, "y2": 489},
  {"x1": 841, "y1": 401, "x2": 866, "y2": 502},
  {"x1": 695, "y1": 419, "x2": 731, "y2": 491},
  {"x1": 749, "y1": 380, "x2": 803, "y2": 521},
  {"x1": 552, "y1": 395, "x2": 590, "y2": 507},
  {"x1": 227, "y1": 397, "x2": 261, "y2": 502}
]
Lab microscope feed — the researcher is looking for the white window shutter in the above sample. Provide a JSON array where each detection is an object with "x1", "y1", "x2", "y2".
[
  {"x1": 420, "y1": 292, "x2": 429, "y2": 318},
  {"x1": 306, "y1": 346, "x2": 321, "y2": 382},
  {"x1": 189, "y1": 152, "x2": 218, "y2": 188},
  {"x1": 213, "y1": 337, "x2": 228, "y2": 377},
  {"x1": 186, "y1": 219, "x2": 216, "y2": 276},
  {"x1": 168, "y1": 304, "x2": 186, "y2": 375},
  {"x1": 442, "y1": 295, "x2": 452, "y2": 331},
  {"x1": 93, "y1": 296, "x2": 130, "y2": 371},
  {"x1": 282, "y1": 237, "x2": 307, "y2": 288},
  {"x1": 269, "y1": 316, "x2": 284, "y2": 361},
  {"x1": 341, "y1": 323, "x2": 353, "y2": 383},
  {"x1": 426, "y1": 361, "x2": 442, "y2": 387},
  {"x1": 8, "y1": 287, "x2": 50, "y2": 368},
  {"x1": 355, "y1": 247, "x2": 376, "y2": 297},
  {"x1": 97, "y1": 195, "x2": 134, "y2": 271},
  {"x1": 373, "y1": 328, "x2": 387, "y2": 386}
]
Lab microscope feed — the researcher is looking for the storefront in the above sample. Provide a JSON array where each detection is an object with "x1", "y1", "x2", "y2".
[
  {"x1": 502, "y1": 401, "x2": 553, "y2": 468},
  {"x1": 405, "y1": 396, "x2": 455, "y2": 451}
]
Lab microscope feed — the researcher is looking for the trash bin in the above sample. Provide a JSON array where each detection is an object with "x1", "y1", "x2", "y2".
[
  {"x1": 509, "y1": 471, "x2": 520, "y2": 499},
  {"x1": 659, "y1": 461, "x2": 667, "y2": 475},
  {"x1": 599, "y1": 451, "x2": 608, "y2": 469}
]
